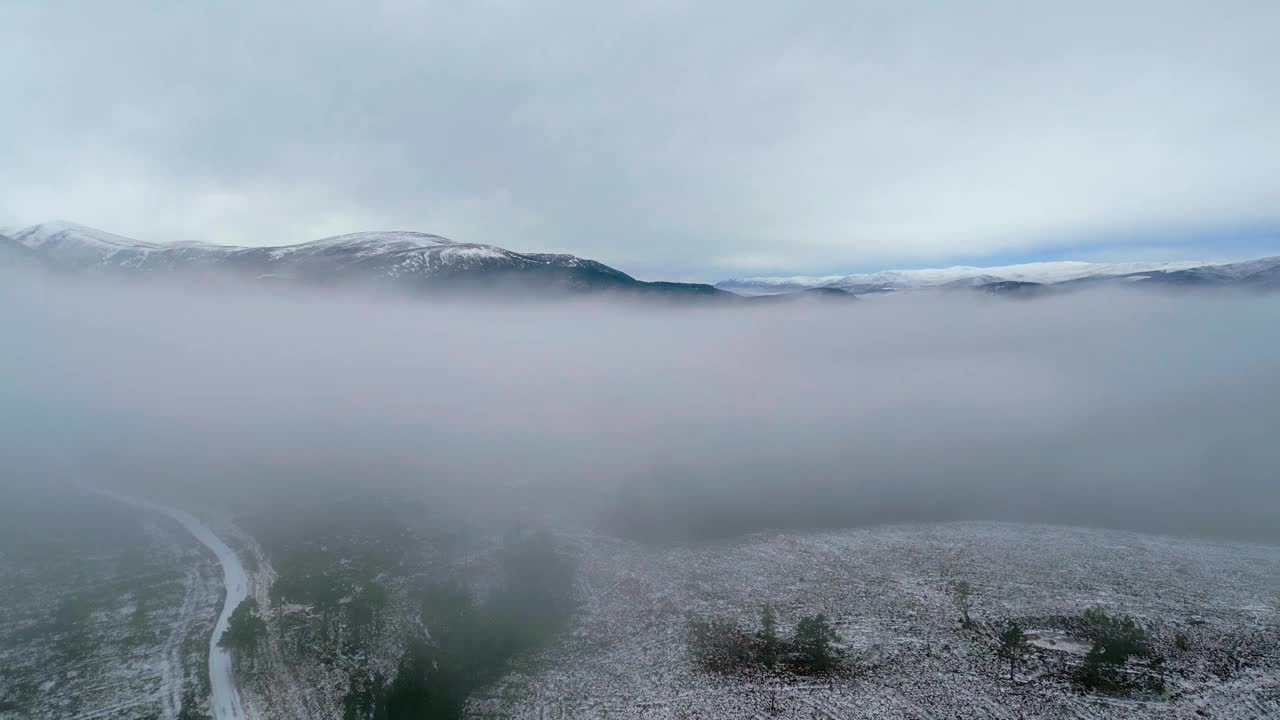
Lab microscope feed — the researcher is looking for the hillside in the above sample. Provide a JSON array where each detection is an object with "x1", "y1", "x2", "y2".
[{"x1": 1, "y1": 222, "x2": 728, "y2": 300}]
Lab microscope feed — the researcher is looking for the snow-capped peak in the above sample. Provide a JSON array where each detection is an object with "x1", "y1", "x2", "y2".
[
  {"x1": 10, "y1": 220, "x2": 157, "y2": 251},
  {"x1": 5, "y1": 221, "x2": 162, "y2": 265}
]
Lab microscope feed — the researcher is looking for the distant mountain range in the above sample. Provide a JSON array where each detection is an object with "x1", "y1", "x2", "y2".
[
  {"x1": 717, "y1": 256, "x2": 1280, "y2": 296},
  {"x1": 0, "y1": 221, "x2": 730, "y2": 300},
  {"x1": 4, "y1": 221, "x2": 1277, "y2": 301}
]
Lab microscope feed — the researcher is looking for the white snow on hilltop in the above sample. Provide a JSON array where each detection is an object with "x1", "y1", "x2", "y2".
[
  {"x1": 717, "y1": 260, "x2": 1215, "y2": 296},
  {"x1": 5, "y1": 223, "x2": 471, "y2": 262},
  {"x1": 6, "y1": 221, "x2": 161, "y2": 264},
  {"x1": 0, "y1": 222, "x2": 603, "y2": 280},
  {"x1": 265, "y1": 231, "x2": 458, "y2": 260}
]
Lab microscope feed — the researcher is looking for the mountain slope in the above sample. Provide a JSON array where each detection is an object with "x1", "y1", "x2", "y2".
[
  {"x1": 7, "y1": 221, "x2": 163, "y2": 265},
  {"x1": 717, "y1": 259, "x2": 1214, "y2": 296},
  {"x1": 1134, "y1": 256, "x2": 1280, "y2": 289},
  {"x1": 4, "y1": 223, "x2": 730, "y2": 300},
  {"x1": 0, "y1": 232, "x2": 44, "y2": 268}
]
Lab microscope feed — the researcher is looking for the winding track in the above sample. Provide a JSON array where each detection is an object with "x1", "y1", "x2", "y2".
[{"x1": 97, "y1": 490, "x2": 250, "y2": 720}]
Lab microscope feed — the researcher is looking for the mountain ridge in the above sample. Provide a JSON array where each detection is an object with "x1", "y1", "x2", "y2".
[
  {"x1": 6, "y1": 221, "x2": 1279, "y2": 299},
  {"x1": 717, "y1": 255, "x2": 1280, "y2": 296},
  {"x1": 716, "y1": 259, "x2": 1220, "y2": 296},
  {"x1": 1, "y1": 222, "x2": 727, "y2": 300}
]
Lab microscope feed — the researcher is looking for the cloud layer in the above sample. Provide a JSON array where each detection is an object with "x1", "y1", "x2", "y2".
[
  {"x1": 4, "y1": 273, "x2": 1279, "y2": 542},
  {"x1": 3, "y1": 1, "x2": 1279, "y2": 276}
]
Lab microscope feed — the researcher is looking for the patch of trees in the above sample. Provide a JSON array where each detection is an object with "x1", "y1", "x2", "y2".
[
  {"x1": 793, "y1": 613, "x2": 842, "y2": 672},
  {"x1": 688, "y1": 605, "x2": 843, "y2": 675},
  {"x1": 687, "y1": 615, "x2": 756, "y2": 673},
  {"x1": 245, "y1": 494, "x2": 417, "y2": 576},
  {"x1": 254, "y1": 496, "x2": 425, "y2": 720},
  {"x1": 997, "y1": 623, "x2": 1027, "y2": 679},
  {"x1": 255, "y1": 497, "x2": 414, "y2": 659},
  {"x1": 341, "y1": 666, "x2": 386, "y2": 720},
  {"x1": 1075, "y1": 607, "x2": 1162, "y2": 694},
  {"x1": 270, "y1": 551, "x2": 392, "y2": 650},
  {"x1": 376, "y1": 527, "x2": 576, "y2": 720},
  {"x1": 219, "y1": 598, "x2": 267, "y2": 670}
]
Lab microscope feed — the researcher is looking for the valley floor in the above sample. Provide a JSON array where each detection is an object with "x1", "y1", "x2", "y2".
[
  {"x1": 5, "y1": 493, "x2": 1278, "y2": 720},
  {"x1": 471, "y1": 523, "x2": 1280, "y2": 719}
]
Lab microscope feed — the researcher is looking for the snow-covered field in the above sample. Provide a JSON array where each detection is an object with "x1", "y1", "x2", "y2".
[
  {"x1": 472, "y1": 523, "x2": 1280, "y2": 719},
  {"x1": 6, "y1": 490, "x2": 1277, "y2": 720},
  {"x1": 0, "y1": 491, "x2": 221, "y2": 720}
]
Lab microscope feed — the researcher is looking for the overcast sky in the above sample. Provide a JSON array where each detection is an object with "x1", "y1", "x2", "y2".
[{"x1": 3, "y1": 1, "x2": 1279, "y2": 279}]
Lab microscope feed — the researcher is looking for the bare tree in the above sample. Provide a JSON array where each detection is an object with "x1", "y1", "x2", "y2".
[
  {"x1": 757, "y1": 604, "x2": 781, "y2": 668},
  {"x1": 953, "y1": 580, "x2": 974, "y2": 627}
]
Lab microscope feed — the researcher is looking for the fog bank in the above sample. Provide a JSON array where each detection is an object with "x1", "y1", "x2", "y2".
[{"x1": 3, "y1": 272, "x2": 1278, "y2": 542}]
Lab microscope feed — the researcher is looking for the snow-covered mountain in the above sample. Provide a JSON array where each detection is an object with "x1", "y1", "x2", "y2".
[
  {"x1": 7, "y1": 221, "x2": 1278, "y2": 299},
  {"x1": 1131, "y1": 255, "x2": 1280, "y2": 289},
  {"x1": 0, "y1": 230, "x2": 50, "y2": 268},
  {"x1": 5, "y1": 221, "x2": 164, "y2": 266},
  {"x1": 1, "y1": 222, "x2": 724, "y2": 299},
  {"x1": 716, "y1": 259, "x2": 1215, "y2": 296}
]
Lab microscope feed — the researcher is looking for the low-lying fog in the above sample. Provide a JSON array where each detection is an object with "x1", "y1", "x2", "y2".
[{"x1": 4, "y1": 271, "x2": 1279, "y2": 543}]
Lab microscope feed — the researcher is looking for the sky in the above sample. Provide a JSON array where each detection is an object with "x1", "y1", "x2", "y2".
[{"x1": 3, "y1": 1, "x2": 1279, "y2": 280}]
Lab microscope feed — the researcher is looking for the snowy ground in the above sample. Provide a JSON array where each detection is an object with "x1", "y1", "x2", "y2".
[
  {"x1": 471, "y1": 523, "x2": 1280, "y2": 719},
  {"x1": 6, "y1": 492, "x2": 1277, "y2": 720},
  {"x1": 100, "y1": 491, "x2": 253, "y2": 720},
  {"x1": 0, "y1": 490, "x2": 220, "y2": 720}
]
